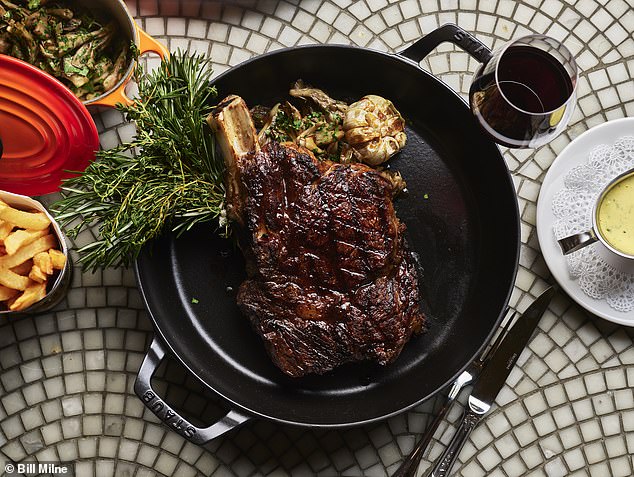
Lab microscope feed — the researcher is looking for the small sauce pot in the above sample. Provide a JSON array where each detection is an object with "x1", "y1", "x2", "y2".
[
  {"x1": 558, "y1": 168, "x2": 634, "y2": 260},
  {"x1": 80, "y1": 0, "x2": 169, "y2": 108}
]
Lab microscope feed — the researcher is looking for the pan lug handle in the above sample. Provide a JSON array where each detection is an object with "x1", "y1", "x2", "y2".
[
  {"x1": 134, "y1": 336, "x2": 251, "y2": 445},
  {"x1": 399, "y1": 23, "x2": 493, "y2": 65}
]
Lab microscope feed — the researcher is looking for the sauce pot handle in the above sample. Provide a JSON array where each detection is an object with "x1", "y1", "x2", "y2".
[
  {"x1": 87, "y1": 25, "x2": 169, "y2": 108},
  {"x1": 557, "y1": 230, "x2": 599, "y2": 255},
  {"x1": 399, "y1": 23, "x2": 493, "y2": 65},
  {"x1": 134, "y1": 336, "x2": 251, "y2": 445}
]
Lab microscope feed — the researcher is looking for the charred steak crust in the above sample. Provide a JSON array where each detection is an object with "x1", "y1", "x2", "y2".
[{"x1": 236, "y1": 142, "x2": 425, "y2": 377}]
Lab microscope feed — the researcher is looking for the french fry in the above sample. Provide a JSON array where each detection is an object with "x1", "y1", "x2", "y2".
[
  {"x1": 0, "y1": 199, "x2": 66, "y2": 312},
  {"x1": 9, "y1": 281, "x2": 47, "y2": 311},
  {"x1": 4, "y1": 228, "x2": 48, "y2": 255},
  {"x1": 0, "y1": 267, "x2": 30, "y2": 290},
  {"x1": 49, "y1": 249, "x2": 66, "y2": 270},
  {"x1": 0, "y1": 234, "x2": 56, "y2": 269},
  {"x1": 0, "y1": 201, "x2": 50, "y2": 231},
  {"x1": 4, "y1": 295, "x2": 18, "y2": 310},
  {"x1": 33, "y1": 251, "x2": 53, "y2": 275},
  {"x1": 0, "y1": 220, "x2": 12, "y2": 241},
  {"x1": 29, "y1": 265, "x2": 48, "y2": 283},
  {"x1": 0, "y1": 285, "x2": 19, "y2": 301}
]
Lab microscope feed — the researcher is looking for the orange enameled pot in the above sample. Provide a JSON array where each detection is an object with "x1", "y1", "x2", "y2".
[
  {"x1": 0, "y1": 1, "x2": 167, "y2": 194},
  {"x1": 81, "y1": 0, "x2": 169, "y2": 108},
  {"x1": 0, "y1": 55, "x2": 100, "y2": 195}
]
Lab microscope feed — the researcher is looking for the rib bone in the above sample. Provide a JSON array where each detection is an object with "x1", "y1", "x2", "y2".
[{"x1": 207, "y1": 95, "x2": 260, "y2": 224}]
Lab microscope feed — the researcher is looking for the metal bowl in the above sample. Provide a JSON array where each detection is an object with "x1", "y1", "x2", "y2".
[{"x1": 0, "y1": 191, "x2": 71, "y2": 316}]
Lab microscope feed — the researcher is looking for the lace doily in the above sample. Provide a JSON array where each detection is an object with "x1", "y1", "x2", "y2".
[{"x1": 552, "y1": 136, "x2": 634, "y2": 313}]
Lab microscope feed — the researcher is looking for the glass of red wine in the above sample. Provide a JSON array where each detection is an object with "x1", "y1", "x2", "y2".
[
  {"x1": 401, "y1": 25, "x2": 578, "y2": 149},
  {"x1": 469, "y1": 35, "x2": 578, "y2": 148}
]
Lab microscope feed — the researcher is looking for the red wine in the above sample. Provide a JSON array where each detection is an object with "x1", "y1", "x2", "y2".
[
  {"x1": 498, "y1": 46, "x2": 573, "y2": 112},
  {"x1": 470, "y1": 45, "x2": 575, "y2": 148}
]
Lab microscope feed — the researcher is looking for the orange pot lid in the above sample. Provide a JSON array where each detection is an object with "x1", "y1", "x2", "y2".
[{"x1": 0, "y1": 54, "x2": 99, "y2": 196}]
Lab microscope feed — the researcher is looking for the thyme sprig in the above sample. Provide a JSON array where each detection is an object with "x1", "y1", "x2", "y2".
[{"x1": 52, "y1": 51, "x2": 226, "y2": 272}]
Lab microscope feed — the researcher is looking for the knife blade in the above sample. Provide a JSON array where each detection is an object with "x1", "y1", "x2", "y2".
[
  {"x1": 427, "y1": 286, "x2": 555, "y2": 477},
  {"x1": 468, "y1": 285, "x2": 556, "y2": 413}
]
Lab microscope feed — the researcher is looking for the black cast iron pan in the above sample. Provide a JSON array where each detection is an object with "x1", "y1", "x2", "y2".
[{"x1": 134, "y1": 24, "x2": 520, "y2": 444}]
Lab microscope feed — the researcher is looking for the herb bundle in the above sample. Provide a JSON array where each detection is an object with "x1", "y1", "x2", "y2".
[{"x1": 52, "y1": 51, "x2": 226, "y2": 272}]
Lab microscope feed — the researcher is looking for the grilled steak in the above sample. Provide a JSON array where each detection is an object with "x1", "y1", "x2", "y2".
[{"x1": 209, "y1": 95, "x2": 425, "y2": 377}]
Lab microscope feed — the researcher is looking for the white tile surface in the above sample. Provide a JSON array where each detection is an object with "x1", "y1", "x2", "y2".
[{"x1": 0, "y1": 1, "x2": 632, "y2": 476}]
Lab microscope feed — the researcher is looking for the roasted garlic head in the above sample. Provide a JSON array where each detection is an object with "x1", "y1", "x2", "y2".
[{"x1": 343, "y1": 95, "x2": 406, "y2": 166}]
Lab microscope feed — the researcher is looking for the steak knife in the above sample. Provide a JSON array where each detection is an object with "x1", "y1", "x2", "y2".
[{"x1": 427, "y1": 286, "x2": 556, "y2": 477}]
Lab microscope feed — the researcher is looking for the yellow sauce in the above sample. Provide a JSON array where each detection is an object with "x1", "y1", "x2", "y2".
[{"x1": 597, "y1": 172, "x2": 634, "y2": 256}]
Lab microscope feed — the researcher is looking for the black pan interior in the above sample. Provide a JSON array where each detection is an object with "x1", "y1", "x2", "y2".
[{"x1": 135, "y1": 46, "x2": 519, "y2": 426}]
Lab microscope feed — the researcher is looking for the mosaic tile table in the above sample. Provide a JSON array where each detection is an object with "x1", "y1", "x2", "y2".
[{"x1": 1, "y1": 0, "x2": 634, "y2": 476}]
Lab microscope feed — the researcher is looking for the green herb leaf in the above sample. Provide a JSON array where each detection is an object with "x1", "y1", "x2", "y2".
[
  {"x1": 63, "y1": 61, "x2": 89, "y2": 77},
  {"x1": 52, "y1": 51, "x2": 226, "y2": 272},
  {"x1": 191, "y1": 297, "x2": 199, "y2": 304}
]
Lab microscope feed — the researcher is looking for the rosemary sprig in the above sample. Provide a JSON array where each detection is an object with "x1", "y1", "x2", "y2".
[{"x1": 52, "y1": 51, "x2": 226, "y2": 272}]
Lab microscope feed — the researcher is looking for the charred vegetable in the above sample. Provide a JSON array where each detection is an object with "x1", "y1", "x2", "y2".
[
  {"x1": 256, "y1": 82, "x2": 407, "y2": 166},
  {"x1": 343, "y1": 95, "x2": 407, "y2": 166},
  {"x1": 253, "y1": 82, "x2": 407, "y2": 193},
  {"x1": 256, "y1": 82, "x2": 349, "y2": 163},
  {"x1": 0, "y1": 0, "x2": 128, "y2": 101}
]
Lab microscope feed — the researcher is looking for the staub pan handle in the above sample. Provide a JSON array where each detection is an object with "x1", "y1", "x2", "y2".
[
  {"x1": 400, "y1": 23, "x2": 493, "y2": 64},
  {"x1": 134, "y1": 336, "x2": 251, "y2": 445}
]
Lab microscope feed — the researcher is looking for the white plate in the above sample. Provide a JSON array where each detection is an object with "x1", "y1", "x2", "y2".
[{"x1": 536, "y1": 117, "x2": 634, "y2": 326}]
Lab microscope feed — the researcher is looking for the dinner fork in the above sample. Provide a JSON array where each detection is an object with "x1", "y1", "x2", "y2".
[{"x1": 392, "y1": 309, "x2": 517, "y2": 477}]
